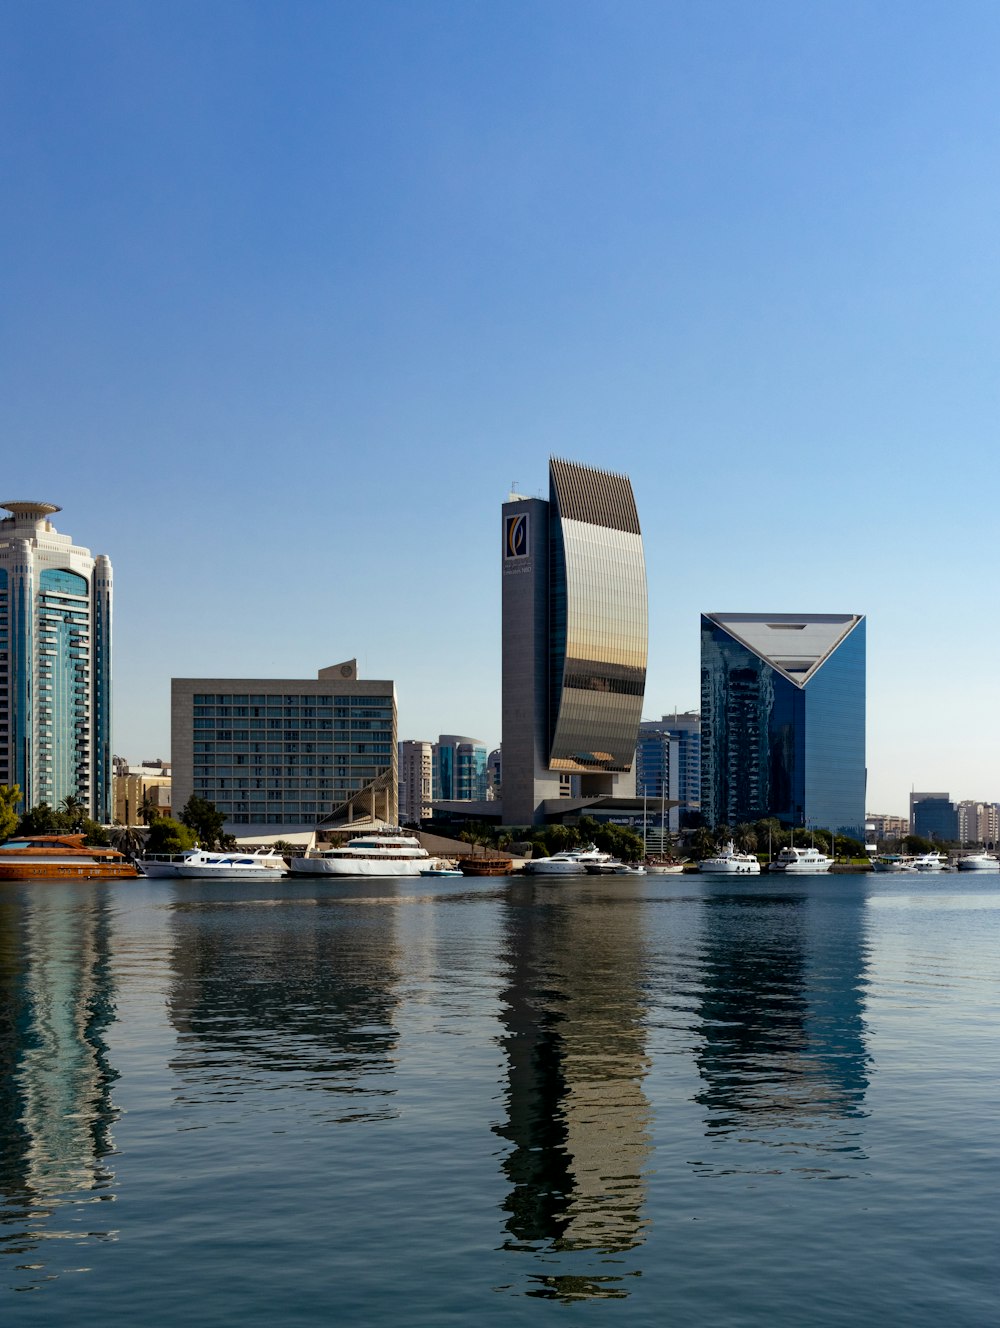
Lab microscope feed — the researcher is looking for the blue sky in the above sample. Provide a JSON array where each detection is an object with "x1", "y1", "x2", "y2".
[{"x1": 3, "y1": 1, "x2": 1000, "y2": 814}]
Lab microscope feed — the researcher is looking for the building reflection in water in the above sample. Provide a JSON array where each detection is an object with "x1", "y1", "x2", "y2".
[
  {"x1": 166, "y1": 888, "x2": 403, "y2": 1123},
  {"x1": 693, "y1": 884, "x2": 871, "y2": 1171},
  {"x1": 494, "y1": 880, "x2": 652, "y2": 1300},
  {"x1": 0, "y1": 885, "x2": 119, "y2": 1275}
]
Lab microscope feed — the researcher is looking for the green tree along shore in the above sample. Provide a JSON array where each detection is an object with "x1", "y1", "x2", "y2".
[{"x1": 0, "y1": 785, "x2": 235, "y2": 855}]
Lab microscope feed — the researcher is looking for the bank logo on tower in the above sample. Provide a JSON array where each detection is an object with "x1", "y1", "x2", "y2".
[{"x1": 505, "y1": 513, "x2": 528, "y2": 558}]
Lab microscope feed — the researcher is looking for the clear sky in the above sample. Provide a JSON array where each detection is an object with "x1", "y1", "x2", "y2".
[{"x1": 3, "y1": 1, "x2": 1000, "y2": 816}]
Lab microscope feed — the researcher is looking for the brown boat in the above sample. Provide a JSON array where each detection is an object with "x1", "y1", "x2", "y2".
[
  {"x1": 457, "y1": 856, "x2": 513, "y2": 876},
  {"x1": 0, "y1": 833, "x2": 139, "y2": 880}
]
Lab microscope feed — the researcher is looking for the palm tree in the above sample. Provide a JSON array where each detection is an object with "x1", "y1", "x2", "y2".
[
  {"x1": 59, "y1": 795, "x2": 87, "y2": 830},
  {"x1": 734, "y1": 823, "x2": 758, "y2": 853},
  {"x1": 110, "y1": 823, "x2": 146, "y2": 861},
  {"x1": 690, "y1": 826, "x2": 717, "y2": 860}
]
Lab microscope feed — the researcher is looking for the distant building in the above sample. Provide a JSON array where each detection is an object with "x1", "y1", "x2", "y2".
[
  {"x1": 398, "y1": 740, "x2": 433, "y2": 825},
  {"x1": 486, "y1": 747, "x2": 501, "y2": 800},
  {"x1": 866, "y1": 812, "x2": 911, "y2": 841},
  {"x1": 0, "y1": 501, "x2": 113, "y2": 820},
  {"x1": 501, "y1": 458, "x2": 647, "y2": 825},
  {"x1": 910, "y1": 797, "x2": 958, "y2": 843},
  {"x1": 955, "y1": 800, "x2": 1000, "y2": 846},
  {"x1": 113, "y1": 758, "x2": 172, "y2": 824},
  {"x1": 172, "y1": 660, "x2": 396, "y2": 839},
  {"x1": 636, "y1": 712, "x2": 700, "y2": 832},
  {"x1": 909, "y1": 790, "x2": 950, "y2": 833},
  {"x1": 701, "y1": 613, "x2": 865, "y2": 838},
  {"x1": 432, "y1": 735, "x2": 488, "y2": 802}
]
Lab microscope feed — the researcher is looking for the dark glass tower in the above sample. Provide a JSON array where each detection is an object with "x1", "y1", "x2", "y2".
[{"x1": 700, "y1": 613, "x2": 865, "y2": 839}]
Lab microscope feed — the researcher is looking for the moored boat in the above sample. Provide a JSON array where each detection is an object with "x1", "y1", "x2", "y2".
[
  {"x1": 585, "y1": 859, "x2": 646, "y2": 876},
  {"x1": 872, "y1": 854, "x2": 915, "y2": 873},
  {"x1": 956, "y1": 849, "x2": 998, "y2": 871},
  {"x1": 768, "y1": 845, "x2": 833, "y2": 874},
  {"x1": 698, "y1": 841, "x2": 761, "y2": 875},
  {"x1": 140, "y1": 849, "x2": 287, "y2": 879},
  {"x1": 419, "y1": 859, "x2": 463, "y2": 877},
  {"x1": 289, "y1": 829, "x2": 429, "y2": 877},
  {"x1": 0, "y1": 833, "x2": 139, "y2": 880},
  {"x1": 644, "y1": 858, "x2": 688, "y2": 875},
  {"x1": 523, "y1": 844, "x2": 614, "y2": 875},
  {"x1": 911, "y1": 851, "x2": 948, "y2": 872}
]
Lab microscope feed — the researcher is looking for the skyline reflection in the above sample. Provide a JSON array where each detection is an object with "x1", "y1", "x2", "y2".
[{"x1": 494, "y1": 880, "x2": 652, "y2": 1299}]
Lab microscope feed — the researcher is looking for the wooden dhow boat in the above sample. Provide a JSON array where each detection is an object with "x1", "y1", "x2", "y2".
[{"x1": 0, "y1": 833, "x2": 139, "y2": 880}]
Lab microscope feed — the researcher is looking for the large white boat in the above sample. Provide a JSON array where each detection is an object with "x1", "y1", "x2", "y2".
[
  {"x1": 698, "y1": 841, "x2": 761, "y2": 875},
  {"x1": 523, "y1": 844, "x2": 614, "y2": 876},
  {"x1": 140, "y1": 849, "x2": 288, "y2": 880},
  {"x1": 956, "y1": 849, "x2": 999, "y2": 872},
  {"x1": 912, "y1": 851, "x2": 948, "y2": 872},
  {"x1": 289, "y1": 830, "x2": 430, "y2": 877},
  {"x1": 768, "y1": 845, "x2": 833, "y2": 874}
]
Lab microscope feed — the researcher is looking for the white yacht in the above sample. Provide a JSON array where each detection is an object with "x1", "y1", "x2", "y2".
[
  {"x1": 698, "y1": 841, "x2": 761, "y2": 875},
  {"x1": 645, "y1": 859, "x2": 688, "y2": 875},
  {"x1": 956, "y1": 849, "x2": 999, "y2": 872},
  {"x1": 584, "y1": 859, "x2": 646, "y2": 876},
  {"x1": 768, "y1": 845, "x2": 833, "y2": 874},
  {"x1": 289, "y1": 830, "x2": 429, "y2": 877},
  {"x1": 912, "y1": 851, "x2": 948, "y2": 872},
  {"x1": 872, "y1": 854, "x2": 915, "y2": 873},
  {"x1": 524, "y1": 844, "x2": 614, "y2": 876},
  {"x1": 140, "y1": 849, "x2": 288, "y2": 880}
]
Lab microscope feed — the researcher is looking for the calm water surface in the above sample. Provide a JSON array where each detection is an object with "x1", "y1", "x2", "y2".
[{"x1": 0, "y1": 872, "x2": 997, "y2": 1325}]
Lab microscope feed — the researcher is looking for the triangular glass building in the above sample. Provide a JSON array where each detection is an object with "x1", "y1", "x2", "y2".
[{"x1": 700, "y1": 612, "x2": 865, "y2": 839}]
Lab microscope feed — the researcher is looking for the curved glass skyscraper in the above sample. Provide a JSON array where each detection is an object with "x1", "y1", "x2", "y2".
[
  {"x1": 502, "y1": 460, "x2": 647, "y2": 826},
  {"x1": 0, "y1": 502, "x2": 113, "y2": 821},
  {"x1": 700, "y1": 612, "x2": 865, "y2": 839}
]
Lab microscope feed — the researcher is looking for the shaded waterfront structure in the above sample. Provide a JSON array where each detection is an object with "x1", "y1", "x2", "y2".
[
  {"x1": 501, "y1": 459, "x2": 648, "y2": 827},
  {"x1": 701, "y1": 613, "x2": 865, "y2": 839},
  {"x1": 0, "y1": 501, "x2": 113, "y2": 820}
]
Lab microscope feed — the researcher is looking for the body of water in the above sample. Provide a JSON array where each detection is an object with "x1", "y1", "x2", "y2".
[{"x1": 0, "y1": 871, "x2": 997, "y2": 1325}]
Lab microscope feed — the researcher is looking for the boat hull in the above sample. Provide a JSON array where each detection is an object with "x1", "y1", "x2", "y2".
[
  {"x1": 0, "y1": 861, "x2": 138, "y2": 880},
  {"x1": 141, "y1": 862, "x2": 286, "y2": 880},
  {"x1": 288, "y1": 858, "x2": 426, "y2": 877},
  {"x1": 957, "y1": 858, "x2": 998, "y2": 871},
  {"x1": 698, "y1": 860, "x2": 760, "y2": 875}
]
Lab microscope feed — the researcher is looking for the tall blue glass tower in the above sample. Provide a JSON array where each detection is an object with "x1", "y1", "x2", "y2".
[
  {"x1": 700, "y1": 613, "x2": 865, "y2": 839},
  {"x1": 0, "y1": 502, "x2": 113, "y2": 821}
]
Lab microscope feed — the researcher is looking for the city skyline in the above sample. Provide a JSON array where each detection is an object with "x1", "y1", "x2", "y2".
[{"x1": 5, "y1": 4, "x2": 1000, "y2": 815}]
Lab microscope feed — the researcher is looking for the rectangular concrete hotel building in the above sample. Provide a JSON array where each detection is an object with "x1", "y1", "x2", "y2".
[{"x1": 172, "y1": 660, "x2": 397, "y2": 839}]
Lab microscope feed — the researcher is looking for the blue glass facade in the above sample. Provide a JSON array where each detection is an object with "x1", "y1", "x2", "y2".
[
  {"x1": 701, "y1": 615, "x2": 865, "y2": 839},
  {"x1": 0, "y1": 504, "x2": 112, "y2": 820},
  {"x1": 912, "y1": 798, "x2": 958, "y2": 842},
  {"x1": 433, "y1": 736, "x2": 488, "y2": 802}
]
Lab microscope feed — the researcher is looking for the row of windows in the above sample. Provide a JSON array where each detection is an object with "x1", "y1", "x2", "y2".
[
  {"x1": 191, "y1": 719, "x2": 391, "y2": 733},
  {"x1": 193, "y1": 745, "x2": 392, "y2": 760},
  {"x1": 192, "y1": 705, "x2": 390, "y2": 719},
  {"x1": 192, "y1": 694, "x2": 391, "y2": 707}
]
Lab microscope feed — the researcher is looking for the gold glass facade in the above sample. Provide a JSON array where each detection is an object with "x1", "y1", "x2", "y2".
[{"x1": 548, "y1": 463, "x2": 648, "y2": 772}]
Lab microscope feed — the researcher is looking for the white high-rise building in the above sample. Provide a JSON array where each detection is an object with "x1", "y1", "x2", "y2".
[{"x1": 0, "y1": 502, "x2": 113, "y2": 820}]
